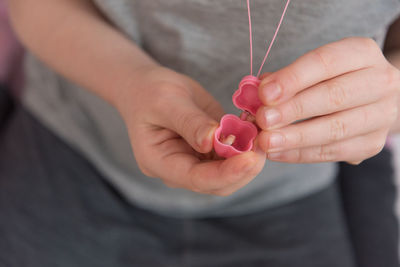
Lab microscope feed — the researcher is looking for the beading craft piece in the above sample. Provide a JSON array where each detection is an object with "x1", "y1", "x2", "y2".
[{"x1": 213, "y1": 0, "x2": 291, "y2": 158}]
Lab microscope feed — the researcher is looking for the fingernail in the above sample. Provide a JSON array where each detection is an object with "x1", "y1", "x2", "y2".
[
  {"x1": 261, "y1": 82, "x2": 282, "y2": 103},
  {"x1": 268, "y1": 133, "x2": 285, "y2": 150},
  {"x1": 197, "y1": 125, "x2": 216, "y2": 148},
  {"x1": 264, "y1": 109, "x2": 281, "y2": 128}
]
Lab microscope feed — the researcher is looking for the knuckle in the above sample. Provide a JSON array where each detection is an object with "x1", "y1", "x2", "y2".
[
  {"x1": 152, "y1": 95, "x2": 169, "y2": 114},
  {"x1": 329, "y1": 119, "x2": 347, "y2": 142},
  {"x1": 164, "y1": 181, "x2": 179, "y2": 189},
  {"x1": 294, "y1": 149, "x2": 303, "y2": 162},
  {"x1": 357, "y1": 37, "x2": 379, "y2": 54},
  {"x1": 310, "y1": 47, "x2": 332, "y2": 75},
  {"x1": 152, "y1": 86, "x2": 174, "y2": 112},
  {"x1": 141, "y1": 168, "x2": 154, "y2": 178},
  {"x1": 282, "y1": 149, "x2": 303, "y2": 163},
  {"x1": 293, "y1": 130, "x2": 307, "y2": 146},
  {"x1": 318, "y1": 145, "x2": 337, "y2": 161},
  {"x1": 289, "y1": 98, "x2": 305, "y2": 118},
  {"x1": 152, "y1": 83, "x2": 191, "y2": 113},
  {"x1": 384, "y1": 66, "x2": 400, "y2": 90},
  {"x1": 188, "y1": 176, "x2": 204, "y2": 194},
  {"x1": 280, "y1": 68, "x2": 301, "y2": 93},
  {"x1": 137, "y1": 162, "x2": 155, "y2": 177},
  {"x1": 369, "y1": 137, "x2": 386, "y2": 156},
  {"x1": 326, "y1": 80, "x2": 348, "y2": 108},
  {"x1": 367, "y1": 143, "x2": 382, "y2": 158},
  {"x1": 177, "y1": 112, "x2": 205, "y2": 142},
  {"x1": 132, "y1": 144, "x2": 156, "y2": 177},
  {"x1": 159, "y1": 82, "x2": 191, "y2": 97},
  {"x1": 344, "y1": 37, "x2": 382, "y2": 62}
]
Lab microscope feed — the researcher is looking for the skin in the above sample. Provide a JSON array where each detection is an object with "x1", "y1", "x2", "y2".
[
  {"x1": 9, "y1": 0, "x2": 400, "y2": 196},
  {"x1": 256, "y1": 37, "x2": 400, "y2": 165}
]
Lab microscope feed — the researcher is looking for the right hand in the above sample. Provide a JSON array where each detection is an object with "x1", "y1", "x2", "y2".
[{"x1": 115, "y1": 66, "x2": 266, "y2": 196}]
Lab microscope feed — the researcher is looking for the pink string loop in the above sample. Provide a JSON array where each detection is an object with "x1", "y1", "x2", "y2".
[
  {"x1": 246, "y1": 0, "x2": 291, "y2": 78},
  {"x1": 247, "y1": 0, "x2": 253, "y2": 76}
]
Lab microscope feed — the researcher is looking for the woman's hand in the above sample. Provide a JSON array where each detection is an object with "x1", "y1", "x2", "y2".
[
  {"x1": 116, "y1": 66, "x2": 266, "y2": 196},
  {"x1": 10, "y1": 0, "x2": 265, "y2": 196},
  {"x1": 256, "y1": 37, "x2": 400, "y2": 164}
]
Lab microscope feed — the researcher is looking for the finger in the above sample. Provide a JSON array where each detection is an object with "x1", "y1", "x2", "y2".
[
  {"x1": 188, "y1": 80, "x2": 226, "y2": 121},
  {"x1": 210, "y1": 158, "x2": 266, "y2": 196},
  {"x1": 266, "y1": 130, "x2": 388, "y2": 163},
  {"x1": 154, "y1": 95, "x2": 219, "y2": 154},
  {"x1": 259, "y1": 97, "x2": 397, "y2": 153},
  {"x1": 210, "y1": 139, "x2": 267, "y2": 196},
  {"x1": 211, "y1": 171, "x2": 257, "y2": 196},
  {"x1": 194, "y1": 92, "x2": 225, "y2": 122},
  {"x1": 132, "y1": 130, "x2": 198, "y2": 178},
  {"x1": 258, "y1": 37, "x2": 385, "y2": 106},
  {"x1": 160, "y1": 144, "x2": 266, "y2": 194},
  {"x1": 347, "y1": 160, "x2": 363, "y2": 165},
  {"x1": 256, "y1": 67, "x2": 397, "y2": 130}
]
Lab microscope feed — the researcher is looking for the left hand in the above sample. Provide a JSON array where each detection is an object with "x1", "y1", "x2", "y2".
[{"x1": 256, "y1": 37, "x2": 400, "y2": 164}]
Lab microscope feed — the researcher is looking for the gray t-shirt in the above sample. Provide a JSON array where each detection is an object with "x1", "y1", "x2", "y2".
[{"x1": 22, "y1": 0, "x2": 400, "y2": 218}]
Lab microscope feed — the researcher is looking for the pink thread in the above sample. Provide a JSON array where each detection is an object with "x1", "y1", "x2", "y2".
[
  {"x1": 247, "y1": 0, "x2": 253, "y2": 76},
  {"x1": 254, "y1": 0, "x2": 291, "y2": 77},
  {"x1": 213, "y1": 1, "x2": 292, "y2": 158}
]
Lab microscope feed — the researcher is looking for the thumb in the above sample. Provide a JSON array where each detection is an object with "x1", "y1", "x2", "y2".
[{"x1": 161, "y1": 99, "x2": 219, "y2": 153}]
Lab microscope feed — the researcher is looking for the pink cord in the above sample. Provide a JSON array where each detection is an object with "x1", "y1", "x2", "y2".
[
  {"x1": 256, "y1": 0, "x2": 291, "y2": 77},
  {"x1": 247, "y1": 0, "x2": 291, "y2": 78},
  {"x1": 247, "y1": 0, "x2": 253, "y2": 76}
]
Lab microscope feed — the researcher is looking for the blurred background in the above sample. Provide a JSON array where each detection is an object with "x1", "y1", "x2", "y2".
[
  {"x1": 0, "y1": 0, "x2": 23, "y2": 94},
  {"x1": 391, "y1": 136, "x2": 400, "y2": 218}
]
